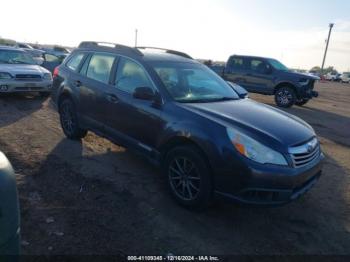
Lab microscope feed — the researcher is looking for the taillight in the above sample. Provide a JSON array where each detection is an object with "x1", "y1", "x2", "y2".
[{"x1": 53, "y1": 66, "x2": 59, "y2": 78}]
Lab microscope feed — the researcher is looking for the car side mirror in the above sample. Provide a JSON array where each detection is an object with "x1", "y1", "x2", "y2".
[
  {"x1": 133, "y1": 87, "x2": 155, "y2": 100},
  {"x1": 227, "y1": 81, "x2": 248, "y2": 98}
]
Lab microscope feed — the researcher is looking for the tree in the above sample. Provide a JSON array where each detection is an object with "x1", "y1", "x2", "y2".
[
  {"x1": 203, "y1": 60, "x2": 213, "y2": 66},
  {"x1": 0, "y1": 38, "x2": 15, "y2": 46},
  {"x1": 310, "y1": 66, "x2": 337, "y2": 74}
]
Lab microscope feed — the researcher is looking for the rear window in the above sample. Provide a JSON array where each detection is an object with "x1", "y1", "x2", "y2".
[{"x1": 66, "y1": 53, "x2": 84, "y2": 71}]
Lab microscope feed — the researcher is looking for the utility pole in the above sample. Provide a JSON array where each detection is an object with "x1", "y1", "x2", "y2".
[
  {"x1": 321, "y1": 23, "x2": 334, "y2": 73},
  {"x1": 134, "y1": 29, "x2": 138, "y2": 47}
]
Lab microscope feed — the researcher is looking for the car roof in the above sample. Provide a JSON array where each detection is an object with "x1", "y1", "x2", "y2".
[
  {"x1": 75, "y1": 42, "x2": 197, "y2": 64},
  {"x1": 140, "y1": 50, "x2": 197, "y2": 63},
  {"x1": 230, "y1": 54, "x2": 275, "y2": 60}
]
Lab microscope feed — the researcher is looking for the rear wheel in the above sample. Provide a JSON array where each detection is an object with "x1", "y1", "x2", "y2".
[
  {"x1": 59, "y1": 98, "x2": 87, "y2": 139},
  {"x1": 274, "y1": 86, "x2": 296, "y2": 108},
  {"x1": 295, "y1": 98, "x2": 309, "y2": 106},
  {"x1": 164, "y1": 146, "x2": 213, "y2": 209}
]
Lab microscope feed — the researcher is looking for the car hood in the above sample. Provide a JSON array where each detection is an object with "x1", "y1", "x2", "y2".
[
  {"x1": 179, "y1": 99, "x2": 315, "y2": 150},
  {"x1": 0, "y1": 64, "x2": 50, "y2": 76},
  {"x1": 281, "y1": 70, "x2": 320, "y2": 80}
]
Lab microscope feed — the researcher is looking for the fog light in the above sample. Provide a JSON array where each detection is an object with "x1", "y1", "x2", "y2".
[{"x1": 0, "y1": 85, "x2": 8, "y2": 91}]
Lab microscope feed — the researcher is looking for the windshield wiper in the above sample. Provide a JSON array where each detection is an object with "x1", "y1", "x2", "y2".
[
  {"x1": 0, "y1": 59, "x2": 10, "y2": 64},
  {"x1": 178, "y1": 97, "x2": 237, "y2": 103},
  {"x1": 215, "y1": 97, "x2": 237, "y2": 101}
]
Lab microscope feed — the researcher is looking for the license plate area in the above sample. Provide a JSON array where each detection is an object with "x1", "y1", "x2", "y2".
[{"x1": 24, "y1": 83, "x2": 37, "y2": 87}]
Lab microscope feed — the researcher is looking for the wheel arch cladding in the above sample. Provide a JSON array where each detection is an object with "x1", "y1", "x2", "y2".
[{"x1": 159, "y1": 136, "x2": 213, "y2": 171}]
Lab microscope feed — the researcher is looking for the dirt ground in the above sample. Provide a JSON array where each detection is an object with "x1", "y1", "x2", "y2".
[{"x1": 0, "y1": 81, "x2": 349, "y2": 255}]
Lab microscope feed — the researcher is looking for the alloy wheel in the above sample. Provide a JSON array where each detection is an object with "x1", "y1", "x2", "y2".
[
  {"x1": 277, "y1": 89, "x2": 293, "y2": 106},
  {"x1": 60, "y1": 102, "x2": 75, "y2": 136},
  {"x1": 168, "y1": 157, "x2": 201, "y2": 201}
]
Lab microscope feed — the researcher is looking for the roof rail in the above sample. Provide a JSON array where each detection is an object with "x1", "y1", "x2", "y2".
[
  {"x1": 78, "y1": 41, "x2": 143, "y2": 56},
  {"x1": 136, "y1": 46, "x2": 193, "y2": 59}
]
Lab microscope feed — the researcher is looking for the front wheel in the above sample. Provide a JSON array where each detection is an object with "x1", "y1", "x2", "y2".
[
  {"x1": 164, "y1": 146, "x2": 213, "y2": 209},
  {"x1": 59, "y1": 99, "x2": 87, "y2": 139},
  {"x1": 295, "y1": 98, "x2": 309, "y2": 106},
  {"x1": 274, "y1": 86, "x2": 296, "y2": 108}
]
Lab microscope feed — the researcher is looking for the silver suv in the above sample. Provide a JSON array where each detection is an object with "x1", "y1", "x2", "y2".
[{"x1": 0, "y1": 46, "x2": 52, "y2": 96}]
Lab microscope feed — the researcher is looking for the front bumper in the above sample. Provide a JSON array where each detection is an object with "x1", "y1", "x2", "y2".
[
  {"x1": 0, "y1": 80, "x2": 52, "y2": 93},
  {"x1": 298, "y1": 80, "x2": 318, "y2": 99},
  {"x1": 214, "y1": 153, "x2": 324, "y2": 206}
]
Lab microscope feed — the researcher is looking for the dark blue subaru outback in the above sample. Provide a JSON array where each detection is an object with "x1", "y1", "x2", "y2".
[{"x1": 51, "y1": 42, "x2": 324, "y2": 208}]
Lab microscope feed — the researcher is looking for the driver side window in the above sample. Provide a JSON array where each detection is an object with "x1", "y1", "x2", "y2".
[{"x1": 115, "y1": 57, "x2": 153, "y2": 94}]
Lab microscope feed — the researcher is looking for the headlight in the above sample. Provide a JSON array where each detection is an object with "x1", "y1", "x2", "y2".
[
  {"x1": 43, "y1": 73, "x2": 52, "y2": 80},
  {"x1": 299, "y1": 78, "x2": 309, "y2": 86},
  {"x1": 226, "y1": 128, "x2": 288, "y2": 166},
  {"x1": 0, "y1": 72, "x2": 12, "y2": 80}
]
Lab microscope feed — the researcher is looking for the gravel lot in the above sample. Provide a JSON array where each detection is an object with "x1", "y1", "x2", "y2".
[{"x1": 0, "y1": 81, "x2": 349, "y2": 255}]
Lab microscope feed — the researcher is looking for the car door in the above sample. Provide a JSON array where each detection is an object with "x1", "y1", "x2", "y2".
[
  {"x1": 77, "y1": 52, "x2": 116, "y2": 130},
  {"x1": 224, "y1": 56, "x2": 250, "y2": 89},
  {"x1": 100, "y1": 56, "x2": 163, "y2": 152},
  {"x1": 244, "y1": 58, "x2": 274, "y2": 94}
]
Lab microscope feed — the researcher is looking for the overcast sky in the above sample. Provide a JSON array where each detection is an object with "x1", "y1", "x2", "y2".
[{"x1": 1, "y1": 0, "x2": 349, "y2": 71}]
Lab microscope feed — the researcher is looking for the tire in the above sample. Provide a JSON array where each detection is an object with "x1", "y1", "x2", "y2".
[
  {"x1": 295, "y1": 98, "x2": 309, "y2": 106},
  {"x1": 163, "y1": 145, "x2": 213, "y2": 209},
  {"x1": 59, "y1": 98, "x2": 87, "y2": 139},
  {"x1": 274, "y1": 86, "x2": 296, "y2": 108}
]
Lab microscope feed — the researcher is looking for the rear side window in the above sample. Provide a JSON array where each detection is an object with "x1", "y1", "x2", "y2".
[
  {"x1": 115, "y1": 57, "x2": 153, "y2": 94},
  {"x1": 86, "y1": 54, "x2": 115, "y2": 84},
  {"x1": 66, "y1": 53, "x2": 84, "y2": 71},
  {"x1": 228, "y1": 57, "x2": 244, "y2": 70}
]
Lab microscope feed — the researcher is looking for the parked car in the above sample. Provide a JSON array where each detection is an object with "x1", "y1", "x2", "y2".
[
  {"x1": 209, "y1": 55, "x2": 319, "y2": 107},
  {"x1": 0, "y1": 46, "x2": 52, "y2": 96},
  {"x1": 325, "y1": 72, "x2": 341, "y2": 81},
  {"x1": 340, "y1": 72, "x2": 350, "y2": 83},
  {"x1": 209, "y1": 64, "x2": 225, "y2": 75},
  {"x1": 52, "y1": 41, "x2": 324, "y2": 208},
  {"x1": 0, "y1": 151, "x2": 20, "y2": 255},
  {"x1": 14, "y1": 42, "x2": 45, "y2": 60},
  {"x1": 41, "y1": 53, "x2": 68, "y2": 73},
  {"x1": 42, "y1": 46, "x2": 71, "y2": 57},
  {"x1": 14, "y1": 42, "x2": 34, "y2": 49}
]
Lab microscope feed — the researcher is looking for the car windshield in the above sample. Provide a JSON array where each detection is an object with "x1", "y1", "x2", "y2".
[
  {"x1": 268, "y1": 59, "x2": 289, "y2": 71},
  {"x1": 151, "y1": 62, "x2": 239, "y2": 103},
  {"x1": 0, "y1": 50, "x2": 36, "y2": 65}
]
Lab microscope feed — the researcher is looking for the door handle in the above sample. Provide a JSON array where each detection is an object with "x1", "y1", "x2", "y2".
[
  {"x1": 106, "y1": 93, "x2": 119, "y2": 103},
  {"x1": 74, "y1": 80, "x2": 82, "y2": 87}
]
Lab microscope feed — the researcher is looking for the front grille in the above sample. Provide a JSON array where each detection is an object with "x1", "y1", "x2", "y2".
[
  {"x1": 15, "y1": 74, "x2": 42, "y2": 81},
  {"x1": 289, "y1": 138, "x2": 320, "y2": 168}
]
